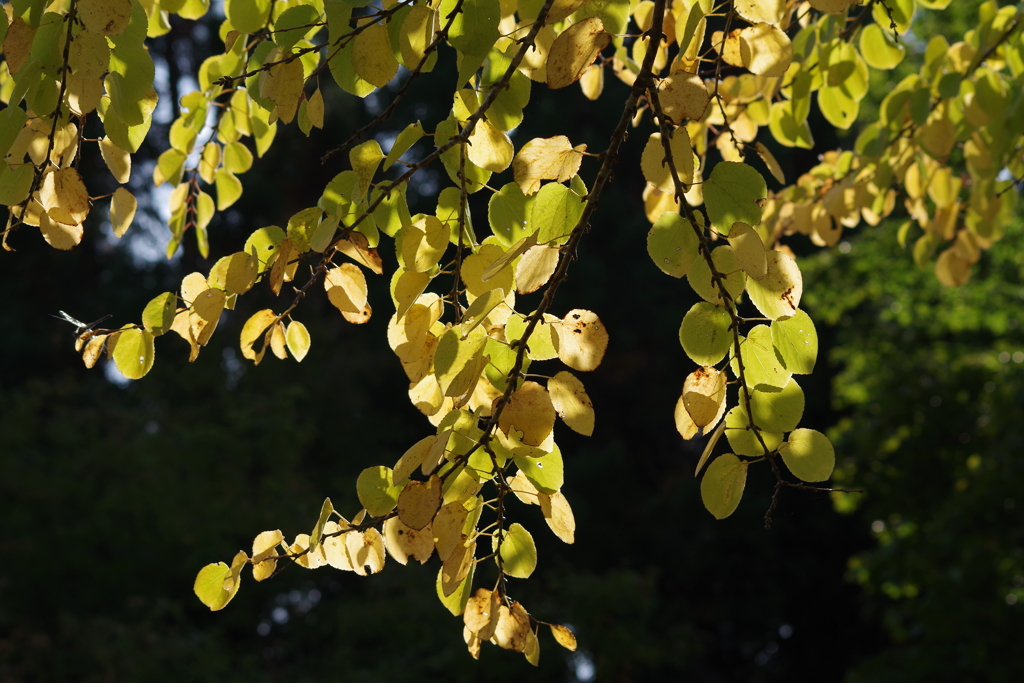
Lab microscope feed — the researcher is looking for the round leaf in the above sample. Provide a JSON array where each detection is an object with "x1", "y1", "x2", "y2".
[
  {"x1": 700, "y1": 454, "x2": 748, "y2": 520},
  {"x1": 647, "y1": 211, "x2": 699, "y2": 278},
  {"x1": 749, "y1": 378, "x2": 805, "y2": 433},
  {"x1": 679, "y1": 302, "x2": 733, "y2": 366},
  {"x1": 112, "y1": 327, "x2": 154, "y2": 380},
  {"x1": 780, "y1": 428, "x2": 835, "y2": 482}
]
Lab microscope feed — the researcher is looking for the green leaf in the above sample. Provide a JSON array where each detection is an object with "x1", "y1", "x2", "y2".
[
  {"x1": 440, "y1": 0, "x2": 500, "y2": 56},
  {"x1": 215, "y1": 169, "x2": 242, "y2": 211},
  {"x1": 223, "y1": 141, "x2": 253, "y2": 174},
  {"x1": 209, "y1": 252, "x2": 258, "y2": 294},
  {"x1": 686, "y1": 245, "x2": 746, "y2": 305},
  {"x1": 779, "y1": 428, "x2": 835, "y2": 482},
  {"x1": 357, "y1": 467, "x2": 401, "y2": 517},
  {"x1": 142, "y1": 292, "x2": 176, "y2": 336},
  {"x1": 858, "y1": 23, "x2": 904, "y2": 70},
  {"x1": 679, "y1": 302, "x2": 732, "y2": 366},
  {"x1": 702, "y1": 162, "x2": 767, "y2": 233},
  {"x1": 700, "y1": 454, "x2": 747, "y2": 520},
  {"x1": 513, "y1": 443, "x2": 563, "y2": 493},
  {"x1": 111, "y1": 328, "x2": 155, "y2": 380},
  {"x1": 383, "y1": 121, "x2": 425, "y2": 171},
  {"x1": 193, "y1": 562, "x2": 236, "y2": 611},
  {"x1": 286, "y1": 207, "x2": 322, "y2": 252},
  {"x1": 497, "y1": 523, "x2": 537, "y2": 579},
  {"x1": 434, "y1": 326, "x2": 488, "y2": 397},
  {"x1": 226, "y1": 0, "x2": 271, "y2": 34},
  {"x1": 771, "y1": 310, "x2": 817, "y2": 374},
  {"x1": 488, "y1": 182, "x2": 534, "y2": 247},
  {"x1": 243, "y1": 225, "x2": 286, "y2": 273},
  {"x1": 273, "y1": 4, "x2": 320, "y2": 51},
  {"x1": 646, "y1": 211, "x2": 699, "y2": 278},
  {"x1": 749, "y1": 378, "x2": 805, "y2": 433},
  {"x1": 724, "y1": 405, "x2": 783, "y2": 457},
  {"x1": 531, "y1": 182, "x2": 584, "y2": 245},
  {"x1": 734, "y1": 325, "x2": 791, "y2": 391}
]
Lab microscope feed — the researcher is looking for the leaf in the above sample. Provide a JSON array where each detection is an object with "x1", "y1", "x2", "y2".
[
  {"x1": 40, "y1": 167, "x2": 90, "y2": 226},
  {"x1": 251, "y1": 530, "x2": 283, "y2": 582},
  {"x1": 240, "y1": 309, "x2": 277, "y2": 363},
  {"x1": 435, "y1": 326, "x2": 488, "y2": 398},
  {"x1": 641, "y1": 128, "x2": 694, "y2": 192},
  {"x1": 735, "y1": 325, "x2": 791, "y2": 391},
  {"x1": 747, "y1": 250, "x2": 803, "y2": 319},
  {"x1": 550, "y1": 624, "x2": 578, "y2": 651},
  {"x1": 383, "y1": 516, "x2": 434, "y2": 565},
  {"x1": 694, "y1": 419, "x2": 728, "y2": 476},
  {"x1": 308, "y1": 497, "x2": 335, "y2": 552},
  {"x1": 193, "y1": 552, "x2": 246, "y2": 611},
  {"x1": 350, "y1": 139, "x2": 384, "y2": 200},
  {"x1": 749, "y1": 378, "x2": 805, "y2": 433},
  {"x1": 647, "y1": 211, "x2": 700, "y2": 278},
  {"x1": 779, "y1": 428, "x2": 835, "y2": 482},
  {"x1": 498, "y1": 523, "x2": 536, "y2": 579},
  {"x1": 540, "y1": 491, "x2": 575, "y2": 544},
  {"x1": 226, "y1": 0, "x2": 271, "y2": 34},
  {"x1": 657, "y1": 72, "x2": 710, "y2": 124},
  {"x1": 397, "y1": 475, "x2": 442, "y2": 530},
  {"x1": 79, "y1": 0, "x2": 132, "y2": 36},
  {"x1": 513, "y1": 443, "x2": 563, "y2": 493},
  {"x1": 209, "y1": 251, "x2": 258, "y2": 295},
  {"x1": 357, "y1": 466, "x2": 401, "y2": 517},
  {"x1": 727, "y1": 222, "x2": 768, "y2": 280},
  {"x1": 724, "y1": 404, "x2": 783, "y2": 457},
  {"x1": 111, "y1": 327, "x2": 155, "y2": 380},
  {"x1": 546, "y1": 17, "x2": 610, "y2": 90},
  {"x1": 771, "y1": 310, "x2": 817, "y2": 374},
  {"x1": 515, "y1": 244, "x2": 560, "y2": 294},
  {"x1": 734, "y1": 0, "x2": 785, "y2": 25},
  {"x1": 499, "y1": 381, "x2": 557, "y2": 446},
  {"x1": 700, "y1": 454, "x2": 747, "y2": 520},
  {"x1": 683, "y1": 366, "x2": 726, "y2": 428},
  {"x1": 547, "y1": 371, "x2": 594, "y2": 436},
  {"x1": 464, "y1": 588, "x2": 501, "y2": 641},
  {"x1": 674, "y1": 394, "x2": 699, "y2": 440},
  {"x1": 352, "y1": 22, "x2": 398, "y2": 88},
  {"x1": 436, "y1": 563, "x2": 475, "y2": 616},
  {"x1": 325, "y1": 263, "x2": 369, "y2": 314},
  {"x1": 531, "y1": 182, "x2": 584, "y2": 244},
  {"x1": 753, "y1": 142, "x2": 785, "y2": 184},
  {"x1": 99, "y1": 137, "x2": 131, "y2": 183},
  {"x1": 285, "y1": 321, "x2": 311, "y2": 361},
  {"x1": 555, "y1": 309, "x2": 608, "y2": 372},
  {"x1": 467, "y1": 120, "x2": 514, "y2": 172},
  {"x1": 703, "y1": 162, "x2": 767, "y2": 233},
  {"x1": 513, "y1": 136, "x2": 586, "y2": 196},
  {"x1": 686, "y1": 245, "x2": 747, "y2": 305},
  {"x1": 109, "y1": 188, "x2": 136, "y2": 238},
  {"x1": 142, "y1": 292, "x2": 176, "y2": 337},
  {"x1": 738, "y1": 23, "x2": 792, "y2": 77},
  {"x1": 441, "y1": 535, "x2": 476, "y2": 597},
  {"x1": 215, "y1": 168, "x2": 243, "y2": 210},
  {"x1": 189, "y1": 288, "x2": 226, "y2": 346},
  {"x1": 440, "y1": 0, "x2": 500, "y2": 56},
  {"x1": 384, "y1": 121, "x2": 425, "y2": 171}
]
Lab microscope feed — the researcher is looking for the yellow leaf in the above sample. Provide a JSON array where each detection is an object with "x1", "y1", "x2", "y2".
[
  {"x1": 240, "y1": 309, "x2": 277, "y2": 362},
  {"x1": 809, "y1": 0, "x2": 857, "y2": 12},
  {"x1": 493, "y1": 601, "x2": 531, "y2": 652},
  {"x1": 657, "y1": 72, "x2": 710, "y2": 124},
  {"x1": 499, "y1": 381, "x2": 557, "y2": 446},
  {"x1": 512, "y1": 136, "x2": 586, "y2": 196},
  {"x1": 209, "y1": 251, "x2": 258, "y2": 295},
  {"x1": 337, "y1": 232, "x2": 384, "y2": 274},
  {"x1": 465, "y1": 588, "x2": 501, "y2": 641},
  {"x1": 433, "y1": 500, "x2": 470, "y2": 561},
  {"x1": 346, "y1": 528, "x2": 387, "y2": 575},
  {"x1": 258, "y1": 50, "x2": 305, "y2": 122},
  {"x1": 110, "y1": 187, "x2": 136, "y2": 238},
  {"x1": 540, "y1": 491, "x2": 575, "y2": 544},
  {"x1": 441, "y1": 535, "x2": 476, "y2": 597},
  {"x1": 674, "y1": 393, "x2": 700, "y2": 439},
  {"x1": 484, "y1": 232, "x2": 538, "y2": 282},
  {"x1": 779, "y1": 428, "x2": 835, "y2": 482},
  {"x1": 325, "y1": 262, "x2": 369, "y2": 313},
  {"x1": 515, "y1": 244, "x2": 560, "y2": 294},
  {"x1": 734, "y1": 0, "x2": 786, "y2": 25},
  {"x1": 398, "y1": 5, "x2": 438, "y2": 68},
  {"x1": 384, "y1": 516, "x2": 435, "y2": 565},
  {"x1": 252, "y1": 530, "x2": 283, "y2": 582},
  {"x1": 401, "y1": 215, "x2": 448, "y2": 272},
  {"x1": 82, "y1": 333, "x2": 108, "y2": 368},
  {"x1": 270, "y1": 321, "x2": 288, "y2": 359},
  {"x1": 350, "y1": 139, "x2": 384, "y2": 200},
  {"x1": 549, "y1": 623, "x2": 578, "y2": 651},
  {"x1": 307, "y1": 88, "x2": 325, "y2": 128},
  {"x1": 38, "y1": 212, "x2": 84, "y2": 250},
  {"x1": 99, "y1": 137, "x2": 131, "y2": 183},
  {"x1": 467, "y1": 121, "x2": 514, "y2": 173},
  {"x1": 579, "y1": 63, "x2": 604, "y2": 100},
  {"x1": 285, "y1": 321, "x2": 311, "y2": 361},
  {"x1": 727, "y1": 221, "x2": 768, "y2": 280},
  {"x1": 641, "y1": 128, "x2": 694, "y2": 192},
  {"x1": 397, "y1": 475, "x2": 442, "y2": 530},
  {"x1": 546, "y1": 17, "x2": 611, "y2": 90},
  {"x1": 739, "y1": 23, "x2": 793, "y2": 77},
  {"x1": 683, "y1": 366, "x2": 726, "y2": 428},
  {"x1": 461, "y1": 243, "x2": 515, "y2": 297},
  {"x1": 352, "y1": 22, "x2": 398, "y2": 88},
  {"x1": 554, "y1": 309, "x2": 608, "y2": 372},
  {"x1": 746, "y1": 250, "x2": 802, "y2": 319},
  {"x1": 40, "y1": 167, "x2": 90, "y2": 226},
  {"x1": 189, "y1": 288, "x2": 226, "y2": 346},
  {"x1": 753, "y1": 141, "x2": 785, "y2": 184},
  {"x1": 547, "y1": 370, "x2": 594, "y2": 436},
  {"x1": 193, "y1": 552, "x2": 246, "y2": 611}
]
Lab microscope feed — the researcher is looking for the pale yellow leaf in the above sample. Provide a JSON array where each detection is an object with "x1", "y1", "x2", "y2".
[
  {"x1": 515, "y1": 244, "x2": 560, "y2": 294},
  {"x1": 546, "y1": 17, "x2": 611, "y2": 90},
  {"x1": 554, "y1": 309, "x2": 608, "y2": 372},
  {"x1": 512, "y1": 136, "x2": 586, "y2": 196},
  {"x1": 547, "y1": 370, "x2": 594, "y2": 436},
  {"x1": 110, "y1": 187, "x2": 136, "y2": 238}
]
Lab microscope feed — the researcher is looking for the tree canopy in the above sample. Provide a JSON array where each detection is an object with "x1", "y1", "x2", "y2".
[{"x1": 2, "y1": 0, "x2": 1023, "y2": 677}]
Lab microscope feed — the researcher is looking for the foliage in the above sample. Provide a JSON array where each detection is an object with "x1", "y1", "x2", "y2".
[{"x1": 1, "y1": 0, "x2": 1023, "y2": 666}]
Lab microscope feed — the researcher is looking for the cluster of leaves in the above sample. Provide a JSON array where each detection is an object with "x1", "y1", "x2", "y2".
[{"x1": 2, "y1": 0, "x2": 1023, "y2": 662}]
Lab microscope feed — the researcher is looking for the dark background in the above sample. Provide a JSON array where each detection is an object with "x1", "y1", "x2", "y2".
[{"x1": 2, "y1": 2, "x2": 1022, "y2": 681}]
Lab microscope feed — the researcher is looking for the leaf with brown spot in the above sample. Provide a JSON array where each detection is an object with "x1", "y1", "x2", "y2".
[
  {"x1": 546, "y1": 17, "x2": 611, "y2": 90},
  {"x1": 554, "y1": 309, "x2": 608, "y2": 372},
  {"x1": 547, "y1": 371, "x2": 594, "y2": 436},
  {"x1": 384, "y1": 516, "x2": 434, "y2": 565},
  {"x1": 441, "y1": 535, "x2": 475, "y2": 597},
  {"x1": 499, "y1": 381, "x2": 557, "y2": 446},
  {"x1": 512, "y1": 136, "x2": 586, "y2": 196},
  {"x1": 683, "y1": 366, "x2": 726, "y2": 428},
  {"x1": 464, "y1": 588, "x2": 501, "y2": 641}
]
